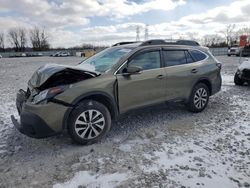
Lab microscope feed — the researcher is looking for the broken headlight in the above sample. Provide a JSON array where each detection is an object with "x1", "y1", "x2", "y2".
[
  {"x1": 32, "y1": 85, "x2": 68, "y2": 104},
  {"x1": 236, "y1": 69, "x2": 242, "y2": 75}
]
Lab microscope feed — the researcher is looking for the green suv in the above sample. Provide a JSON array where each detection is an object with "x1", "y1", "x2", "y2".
[{"x1": 11, "y1": 40, "x2": 222, "y2": 144}]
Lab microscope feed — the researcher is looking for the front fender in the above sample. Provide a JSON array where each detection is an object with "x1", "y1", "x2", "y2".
[{"x1": 62, "y1": 91, "x2": 119, "y2": 130}]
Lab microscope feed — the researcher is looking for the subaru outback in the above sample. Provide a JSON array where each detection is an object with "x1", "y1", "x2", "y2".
[{"x1": 11, "y1": 39, "x2": 222, "y2": 144}]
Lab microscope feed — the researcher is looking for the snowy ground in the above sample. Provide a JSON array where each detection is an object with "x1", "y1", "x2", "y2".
[{"x1": 0, "y1": 56, "x2": 249, "y2": 188}]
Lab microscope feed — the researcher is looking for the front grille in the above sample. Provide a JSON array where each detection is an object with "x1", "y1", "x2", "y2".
[
  {"x1": 242, "y1": 69, "x2": 250, "y2": 79},
  {"x1": 26, "y1": 88, "x2": 31, "y2": 98}
]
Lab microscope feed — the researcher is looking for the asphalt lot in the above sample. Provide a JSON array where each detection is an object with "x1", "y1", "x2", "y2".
[{"x1": 0, "y1": 56, "x2": 249, "y2": 188}]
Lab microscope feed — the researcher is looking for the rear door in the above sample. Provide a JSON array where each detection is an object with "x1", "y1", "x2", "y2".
[
  {"x1": 162, "y1": 49, "x2": 201, "y2": 100},
  {"x1": 116, "y1": 49, "x2": 166, "y2": 113}
]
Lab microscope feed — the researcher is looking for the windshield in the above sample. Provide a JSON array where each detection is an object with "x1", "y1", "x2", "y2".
[{"x1": 77, "y1": 47, "x2": 132, "y2": 72}]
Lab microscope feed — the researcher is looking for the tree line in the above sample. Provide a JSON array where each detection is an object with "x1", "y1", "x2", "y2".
[
  {"x1": 0, "y1": 24, "x2": 249, "y2": 52},
  {"x1": 187, "y1": 24, "x2": 250, "y2": 47},
  {"x1": 0, "y1": 27, "x2": 50, "y2": 52},
  {"x1": 0, "y1": 27, "x2": 108, "y2": 53}
]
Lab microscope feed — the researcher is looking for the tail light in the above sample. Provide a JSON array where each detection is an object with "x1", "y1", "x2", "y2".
[{"x1": 216, "y1": 62, "x2": 222, "y2": 69}]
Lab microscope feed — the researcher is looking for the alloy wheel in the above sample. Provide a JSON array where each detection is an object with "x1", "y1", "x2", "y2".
[
  {"x1": 74, "y1": 109, "x2": 105, "y2": 139},
  {"x1": 194, "y1": 88, "x2": 208, "y2": 109}
]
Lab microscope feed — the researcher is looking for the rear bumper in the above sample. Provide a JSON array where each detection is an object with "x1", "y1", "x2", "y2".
[
  {"x1": 228, "y1": 50, "x2": 240, "y2": 56},
  {"x1": 211, "y1": 74, "x2": 222, "y2": 95},
  {"x1": 228, "y1": 52, "x2": 238, "y2": 55}
]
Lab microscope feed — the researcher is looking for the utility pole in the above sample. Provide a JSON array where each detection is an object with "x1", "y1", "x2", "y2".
[
  {"x1": 136, "y1": 26, "x2": 140, "y2": 41},
  {"x1": 144, "y1": 24, "x2": 149, "y2": 41}
]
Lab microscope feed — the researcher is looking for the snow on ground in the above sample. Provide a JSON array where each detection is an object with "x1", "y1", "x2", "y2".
[
  {"x1": 0, "y1": 56, "x2": 249, "y2": 188},
  {"x1": 222, "y1": 75, "x2": 235, "y2": 86},
  {"x1": 53, "y1": 171, "x2": 128, "y2": 188}
]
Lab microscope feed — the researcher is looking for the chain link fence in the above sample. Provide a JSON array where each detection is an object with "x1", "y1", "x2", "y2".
[{"x1": 209, "y1": 47, "x2": 228, "y2": 56}]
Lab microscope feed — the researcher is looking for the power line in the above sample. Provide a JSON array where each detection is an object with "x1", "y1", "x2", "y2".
[
  {"x1": 136, "y1": 26, "x2": 140, "y2": 41},
  {"x1": 144, "y1": 24, "x2": 149, "y2": 41}
]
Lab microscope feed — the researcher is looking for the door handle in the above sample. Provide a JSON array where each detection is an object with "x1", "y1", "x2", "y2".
[
  {"x1": 191, "y1": 69, "x2": 198, "y2": 73},
  {"x1": 156, "y1": 75, "x2": 164, "y2": 79}
]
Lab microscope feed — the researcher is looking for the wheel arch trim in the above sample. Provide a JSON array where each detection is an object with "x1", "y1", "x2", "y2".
[
  {"x1": 189, "y1": 78, "x2": 212, "y2": 99},
  {"x1": 62, "y1": 91, "x2": 119, "y2": 130}
]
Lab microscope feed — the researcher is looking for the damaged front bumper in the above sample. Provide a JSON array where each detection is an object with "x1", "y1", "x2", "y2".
[
  {"x1": 11, "y1": 89, "x2": 69, "y2": 138},
  {"x1": 241, "y1": 69, "x2": 250, "y2": 81},
  {"x1": 11, "y1": 112, "x2": 56, "y2": 138},
  {"x1": 237, "y1": 69, "x2": 250, "y2": 82}
]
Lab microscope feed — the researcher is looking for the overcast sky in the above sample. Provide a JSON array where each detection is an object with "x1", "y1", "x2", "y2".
[{"x1": 0, "y1": 0, "x2": 250, "y2": 47}]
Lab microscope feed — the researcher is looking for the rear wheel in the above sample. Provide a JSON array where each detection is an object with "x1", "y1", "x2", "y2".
[
  {"x1": 186, "y1": 83, "x2": 209, "y2": 113},
  {"x1": 68, "y1": 100, "x2": 111, "y2": 145},
  {"x1": 234, "y1": 72, "x2": 244, "y2": 86}
]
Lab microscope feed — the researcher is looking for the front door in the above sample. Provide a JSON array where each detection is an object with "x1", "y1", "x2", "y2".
[{"x1": 116, "y1": 50, "x2": 166, "y2": 113}]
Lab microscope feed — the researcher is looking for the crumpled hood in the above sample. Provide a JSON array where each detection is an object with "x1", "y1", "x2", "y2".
[
  {"x1": 29, "y1": 64, "x2": 100, "y2": 88},
  {"x1": 239, "y1": 59, "x2": 250, "y2": 71}
]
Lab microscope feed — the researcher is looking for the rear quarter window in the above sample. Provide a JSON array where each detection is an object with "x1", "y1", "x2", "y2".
[
  {"x1": 185, "y1": 51, "x2": 194, "y2": 64},
  {"x1": 190, "y1": 50, "x2": 207, "y2": 62}
]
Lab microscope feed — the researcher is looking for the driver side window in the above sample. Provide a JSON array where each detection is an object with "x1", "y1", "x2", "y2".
[{"x1": 129, "y1": 51, "x2": 161, "y2": 70}]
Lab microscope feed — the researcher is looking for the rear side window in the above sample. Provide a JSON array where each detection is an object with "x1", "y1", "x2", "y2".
[
  {"x1": 190, "y1": 50, "x2": 207, "y2": 62},
  {"x1": 163, "y1": 50, "x2": 186, "y2": 67}
]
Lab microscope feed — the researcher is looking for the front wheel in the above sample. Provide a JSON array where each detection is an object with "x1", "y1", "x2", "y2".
[
  {"x1": 68, "y1": 100, "x2": 111, "y2": 145},
  {"x1": 186, "y1": 83, "x2": 209, "y2": 113},
  {"x1": 234, "y1": 72, "x2": 244, "y2": 86}
]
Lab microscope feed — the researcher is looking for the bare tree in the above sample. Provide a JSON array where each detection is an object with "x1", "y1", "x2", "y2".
[
  {"x1": 202, "y1": 34, "x2": 225, "y2": 47},
  {"x1": 30, "y1": 27, "x2": 41, "y2": 50},
  {"x1": 19, "y1": 28, "x2": 26, "y2": 51},
  {"x1": 8, "y1": 27, "x2": 27, "y2": 52},
  {"x1": 0, "y1": 32, "x2": 4, "y2": 52},
  {"x1": 40, "y1": 29, "x2": 50, "y2": 50},
  {"x1": 219, "y1": 24, "x2": 236, "y2": 47},
  {"x1": 203, "y1": 35, "x2": 214, "y2": 46},
  {"x1": 237, "y1": 27, "x2": 250, "y2": 36},
  {"x1": 185, "y1": 32, "x2": 199, "y2": 41},
  {"x1": 8, "y1": 28, "x2": 19, "y2": 51},
  {"x1": 30, "y1": 27, "x2": 50, "y2": 51}
]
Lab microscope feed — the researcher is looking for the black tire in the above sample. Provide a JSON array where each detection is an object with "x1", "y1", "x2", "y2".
[
  {"x1": 227, "y1": 54, "x2": 231, "y2": 56},
  {"x1": 68, "y1": 100, "x2": 111, "y2": 145},
  {"x1": 234, "y1": 72, "x2": 244, "y2": 86},
  {"x1": 186, "y1": 83, "x2": 209, "y2": 113}
]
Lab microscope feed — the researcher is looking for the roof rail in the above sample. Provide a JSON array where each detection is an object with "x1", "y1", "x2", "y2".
[
  {"x1": 176, "y1": 40, "x2": 200, "y2": 46},
  {"x1": 112, "y1": 41, "x2": 139, "y2": 47},
  {"x1": 140, "y1": 39, "x2": 200, "y2": 46},
  {"x1": 139, "y1": 39, "x2": 166, "y2": 46}
]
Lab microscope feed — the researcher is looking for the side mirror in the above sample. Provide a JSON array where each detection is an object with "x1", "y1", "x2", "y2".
[{"x1": 125, "y1": 66, "x2": 142, "y2": 75}]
